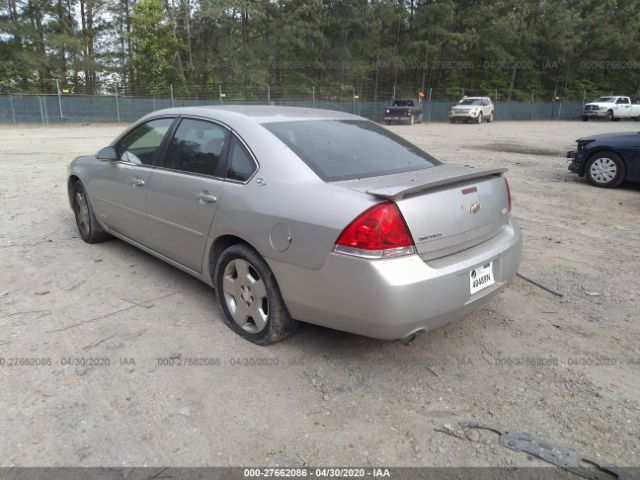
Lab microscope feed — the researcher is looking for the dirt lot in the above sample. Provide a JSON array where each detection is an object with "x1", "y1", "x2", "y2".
[{"x1": 0, "y1": 120, "x2": 639, "y2": 469}]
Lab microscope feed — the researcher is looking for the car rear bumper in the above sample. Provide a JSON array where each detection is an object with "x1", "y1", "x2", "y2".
[{"x1": 268, "y1": 218, "x2": 522, "y2": 340}]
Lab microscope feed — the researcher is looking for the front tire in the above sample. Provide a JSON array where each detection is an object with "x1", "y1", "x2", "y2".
[
  {"x1": 582, "y1": 116, "x2": 589, "y2": 122},
  {"x1": 409, "y1": 114, "x2": 414, "y2": 125},
  {"x1": 606, "y1": 110, "x2": 614, "y2": 121},
  {"x1": 487, "y1": 111, "x2": 494, "y2": 123},
  {"x1": 586, "y1": 151, "x2": 625, "y2": 188},
  {"x1": 214, "y1": 244, "x2": 298, "y2": 345},
  {"x1": 72, "y1": 181, "x2": 111, "y2": 243},
  {"x1": 476, "y1": 112, "x2": 483, "y2": 124}
]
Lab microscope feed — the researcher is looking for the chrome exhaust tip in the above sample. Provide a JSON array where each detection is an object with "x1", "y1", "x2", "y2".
[{"x1": 398, "y1": 330, "x2": 424, "y2": 346}]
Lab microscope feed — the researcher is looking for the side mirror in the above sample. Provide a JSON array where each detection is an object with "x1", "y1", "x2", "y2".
[{"x1": 97, "y1": 146, "x2": 118, "y2": 161}]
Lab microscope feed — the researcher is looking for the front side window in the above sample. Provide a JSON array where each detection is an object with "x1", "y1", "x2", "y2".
[
  {"x1": 164, "y1": 118, "x2": 229, "y2": 176},
  {"x1": 264, "y1": 120, "x2": 439, "y2": 182},
  {"x1": 226, "y1": 136, "x2": 257, "y2": 182},
  {"x1": 118, "y1": 118, "x2": 173, "y2": 165}
]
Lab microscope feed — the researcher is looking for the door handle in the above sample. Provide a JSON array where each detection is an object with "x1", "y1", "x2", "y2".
[
  {"x1": 132, "y1": 178, "x2": 145, "y2": 187},
  {"x1": 198, "y1": 193, "x2": 218, "y2": 204}
]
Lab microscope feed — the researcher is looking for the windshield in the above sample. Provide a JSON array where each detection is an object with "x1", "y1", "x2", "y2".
[
  {"x1": 594, "y1": 97, "x2": 615, "y2": 103},
  {"x1": 392, "y1": 100, "x2": 414, "y2": 107},
  {"x1": 263, "y1": 119, "x2": 439, "y2": 182},
  {"x1": 458, "y1": 98, "x2": 483, "y2": 105}
]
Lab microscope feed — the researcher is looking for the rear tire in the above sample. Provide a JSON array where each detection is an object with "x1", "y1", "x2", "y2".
[
  {"x1": 582, "y1": 116, "x2": 589, "y2": 122},
  {"x1": 214, "y1": 244, "x2": 298, "y2": 345},
  {"x1": 585, "y1": 151, "x2": 625, "y2": 188},
  {"x1": 72, "y1": 181, "x2": 111, "y2": 244}
]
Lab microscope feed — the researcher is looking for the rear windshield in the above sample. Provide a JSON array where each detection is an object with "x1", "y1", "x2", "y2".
[{"x1": 263, "y1": 120, "x2": 439, "y2": 181}]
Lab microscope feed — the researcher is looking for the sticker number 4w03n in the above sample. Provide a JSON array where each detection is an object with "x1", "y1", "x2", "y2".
[{"x1": 470, "y1": 262, "x2": 495, "y2": 295}]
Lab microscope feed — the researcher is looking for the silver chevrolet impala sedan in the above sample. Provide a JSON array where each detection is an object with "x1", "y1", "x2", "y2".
[{"x1": 67, "y1": 106, "x2": 522, "y2": 344}]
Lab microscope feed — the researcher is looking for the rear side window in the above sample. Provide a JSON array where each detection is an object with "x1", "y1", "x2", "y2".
[
  {"x1": 164, "y1": 118, "x2": 228, "y2": 176},
  {"x1": 263, "y1": 120, "x2": 439, "y2": 181},
  {"x1": 226, "y1": 136, "x2": 257, "y2": 182}
]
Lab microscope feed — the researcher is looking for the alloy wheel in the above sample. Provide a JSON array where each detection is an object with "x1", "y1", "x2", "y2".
[
  {"x1": 222, "y1": 258, "x2": 269, "y2": 333},
  {"x1": 75, "y1": 191, "x2": 90, "y2": 236}
]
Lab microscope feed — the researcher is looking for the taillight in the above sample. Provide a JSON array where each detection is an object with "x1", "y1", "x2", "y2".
[
  {"x1": 334, "y1": 203, "x2": 416, "y2": 259},
  {"x1": 385, "y1": 109, "x2": 389, "y2": 114},
  {"x1": 504, "y1": 177, "x2": 512, "y2": 212}
]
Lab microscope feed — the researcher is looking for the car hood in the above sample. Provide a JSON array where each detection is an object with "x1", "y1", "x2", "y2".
[{"x1": 577, "y1": 132, "x2": 640, "y2": 142}]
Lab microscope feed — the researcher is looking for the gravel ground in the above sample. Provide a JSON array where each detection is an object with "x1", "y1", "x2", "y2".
[{"x1": 0, "y1": 120, "x2": 639, "y2": 469}]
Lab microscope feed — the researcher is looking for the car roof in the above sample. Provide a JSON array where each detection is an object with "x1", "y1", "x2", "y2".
[{"x1": 148, "y1": 105, "x2": 361, "y2": 124}]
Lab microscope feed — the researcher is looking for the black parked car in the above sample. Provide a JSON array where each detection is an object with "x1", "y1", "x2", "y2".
[
  {"x1": 567, "y1": 132, "x2": 640, "y2": 188},
  {"x1": 383, "y1": 99, "x2": 423, "y2": 125}
]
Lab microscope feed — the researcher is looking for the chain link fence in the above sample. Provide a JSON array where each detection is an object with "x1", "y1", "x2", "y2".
[{"x1": 0, "y1": 84, "x2": 613, "y2": 124}]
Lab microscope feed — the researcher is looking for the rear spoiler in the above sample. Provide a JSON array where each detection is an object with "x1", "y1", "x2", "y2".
[{"x1": 342, "y1": 164, "x2": 507, "y2": 201}]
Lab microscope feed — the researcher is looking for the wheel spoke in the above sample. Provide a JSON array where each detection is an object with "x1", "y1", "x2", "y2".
[
  {"x1": 222, "y1": 274, "x2": 239, "y2": 297},
  {"x1": 232, "y1": 300, "x2": 249, "y2": 326},
  {"x1": 251, "y1": 305, "x2": 268, "y2": 331},
  {"x1": 249, "y1": 277, "x2": 267, "y2": 300},
  {"x1": 235, "y1": 259, "x2": 251, "y2": 283}
]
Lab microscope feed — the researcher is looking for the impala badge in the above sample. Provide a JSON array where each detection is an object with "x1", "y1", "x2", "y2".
[
  {"x1": 418, "y1": 232, "x2": 443, "y2": 241},
  {"x1": 470, "y1": 202, "x2": 481, "y2": 214}
]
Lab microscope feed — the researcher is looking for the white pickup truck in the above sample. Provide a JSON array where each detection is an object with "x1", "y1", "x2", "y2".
[{"x1": 582, "y1": 96, "x2": 640, "y2": 121}]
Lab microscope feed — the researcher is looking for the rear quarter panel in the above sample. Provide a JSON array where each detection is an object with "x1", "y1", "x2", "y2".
[{"x1": 209, "y1": 123, "x2": 376, "y2": 270}]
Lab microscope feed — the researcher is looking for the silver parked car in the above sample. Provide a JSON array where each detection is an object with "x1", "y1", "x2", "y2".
[
  {"x1": 68, "y1": 106, "x2": 522, "y2": 344},
  {"x1": 449, "y1": 96, "x2": 494, "y2": 123}
]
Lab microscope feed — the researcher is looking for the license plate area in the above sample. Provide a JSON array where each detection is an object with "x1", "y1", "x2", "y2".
[{"x1": 470, "y1": 261, "x2": 495, "y2": 295}]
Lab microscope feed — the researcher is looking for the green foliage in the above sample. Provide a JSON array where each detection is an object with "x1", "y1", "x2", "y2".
[
  {"x1": 1, "y1": 0, "x2": 639, "y2": 99},
  {"x1": 130, "y1": 0, "x2": 182, "y2": 94}
]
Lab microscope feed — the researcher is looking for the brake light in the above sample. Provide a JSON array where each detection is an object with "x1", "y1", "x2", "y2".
[
  {"x1": 334, "y1": 203, "x2": 415, "y2": 259},
  {"x1": 504, "y1": 177, "x2": 512, "y2": 212}
]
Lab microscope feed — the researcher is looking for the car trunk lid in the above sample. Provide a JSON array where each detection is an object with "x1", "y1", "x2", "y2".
[{"x1": 337, "y1": 164, "x2": 510, "y2": 260}]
